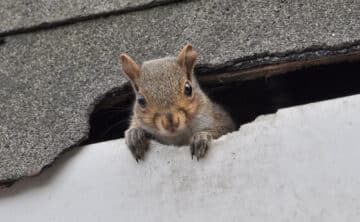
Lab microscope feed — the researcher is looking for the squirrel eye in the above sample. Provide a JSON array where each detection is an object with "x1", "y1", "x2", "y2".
[
  {"x1": 137, "y1": 94, "x2": 147, "y2": 108},
  {"x1": 184, "y1": 82, "x2": 192, "y2": 97}
]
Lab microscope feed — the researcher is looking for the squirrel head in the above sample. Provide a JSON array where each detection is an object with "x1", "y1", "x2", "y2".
[{"x1": 119, "y1": 44, "x2": 203, "y2": 136}]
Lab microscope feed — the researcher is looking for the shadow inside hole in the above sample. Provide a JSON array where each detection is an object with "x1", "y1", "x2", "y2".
[
  {"x1": 86, "y1": 84, "x2": 134, "y2": 144},
  {"x1": 85, "y1": 61, "x2": 360, "y2": 144}
]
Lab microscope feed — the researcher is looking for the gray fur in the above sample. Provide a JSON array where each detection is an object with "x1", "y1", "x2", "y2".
[{"x1": 139, "y1": 57, "x2": 183, "y2": 108}]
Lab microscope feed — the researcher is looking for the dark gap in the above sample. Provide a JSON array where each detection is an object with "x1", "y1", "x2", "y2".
[
  {"x1": 204, "y1": 61, "x2": 360, "y2": 127},
  {"x1": 85, "y1": 61, "x2": 360, "y2": 144},
  {"x1": 86, "y1": 84, "x2": 134, "y2": 144}
]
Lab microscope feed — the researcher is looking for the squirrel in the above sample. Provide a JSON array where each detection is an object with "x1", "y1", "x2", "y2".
[{"x1": 119, "y1": 44, "x2": 236, "y2": 161}]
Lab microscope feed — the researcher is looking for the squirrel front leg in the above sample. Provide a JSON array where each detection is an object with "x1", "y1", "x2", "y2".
[
  {"x1": 125, "y1": 120, "x2": 150, "y2": 162},
  {"x1": 190, "y1": 131, "x2": 212, "y2": 160},
  {"x1": 190, "y1": 128, "x2": 230, "y2": 160},
  {"x1": 190, "y1": 106, "x2": 236, "y2": 160}
]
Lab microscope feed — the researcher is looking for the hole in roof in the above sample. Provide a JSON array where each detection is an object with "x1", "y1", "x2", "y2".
[{"x1": 84, "y1": 58, "x2": 360, "y2": 145}]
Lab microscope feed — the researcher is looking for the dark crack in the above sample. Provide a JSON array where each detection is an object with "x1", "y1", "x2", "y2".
[
  {"x1": 196, "y1": 40, "x2": 360, "y2": 75},
  {"x1": 0, "y1": 0, "x2": 193, "y2": 37}
]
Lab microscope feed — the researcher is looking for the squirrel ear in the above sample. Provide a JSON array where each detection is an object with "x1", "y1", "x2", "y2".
[
  {"x1": 119, "y1": 54, "x2": 140, "y2": 82},
  {"x1": 177, "y1": 44, "x2": 197, "y2": 78}
]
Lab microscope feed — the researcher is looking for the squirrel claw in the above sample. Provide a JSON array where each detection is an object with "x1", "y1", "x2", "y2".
[
  {"x1": 125, "y1": 128, "x2": 149, "y2": 162},
  {"x1": 135, "y1": 154, "x2": 144, "y2": 163},
  {"x1": 190, "y1": 132, "x2": 212, "y2": 160}
]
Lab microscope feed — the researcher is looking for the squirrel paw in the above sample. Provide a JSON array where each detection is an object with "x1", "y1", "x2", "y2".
[
  {"x1": 125, "y1": 128, "x2": 149, "y2": 162},
  {"x1": 190, "y1": 131, "x2": 212, "y2": 160}
]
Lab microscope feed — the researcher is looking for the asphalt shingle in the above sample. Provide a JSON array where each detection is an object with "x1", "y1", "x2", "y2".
[
  {"x1": 0, "y1": 0, "x2": 182, "y2": 34},
  {"x1": 1, "y1": 0, "x2": 360, "y2": 182}
]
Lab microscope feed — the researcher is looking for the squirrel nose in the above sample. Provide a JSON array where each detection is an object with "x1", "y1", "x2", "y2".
[{"x1": 162, "y1": 112, "x2": 179, "y2": 132}]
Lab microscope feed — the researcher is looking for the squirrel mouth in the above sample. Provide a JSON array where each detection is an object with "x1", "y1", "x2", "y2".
[
  {"x1": 167, "y1": 128, "x2": 178, "y2": 134},
  {"x1": 163, "y1": 126, "x2": 185, "y2": 136}
]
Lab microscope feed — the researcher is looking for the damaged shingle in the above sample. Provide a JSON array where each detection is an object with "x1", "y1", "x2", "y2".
[
  {"x1": 0, "y1": 0, "x2": 360, "y2": 183},
  {"x1": 0, "y1": 0, "x2": 186, "y2": 35}
]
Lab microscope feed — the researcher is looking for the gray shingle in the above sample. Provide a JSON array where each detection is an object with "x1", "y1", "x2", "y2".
[
  {"x1": 0, "y1": 0, "x2": 182, "y2": 34},
  {"x1": 1, "y1": 0, "x2": 360, "y2": 182}
]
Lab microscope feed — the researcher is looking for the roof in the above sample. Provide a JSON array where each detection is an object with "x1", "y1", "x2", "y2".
[
  {"x1": 1, "y1": 0, "x2": 360, "y2": 183},
  {"x1": 0, "y1": 0, "x2": 181, "y2": 34}
]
